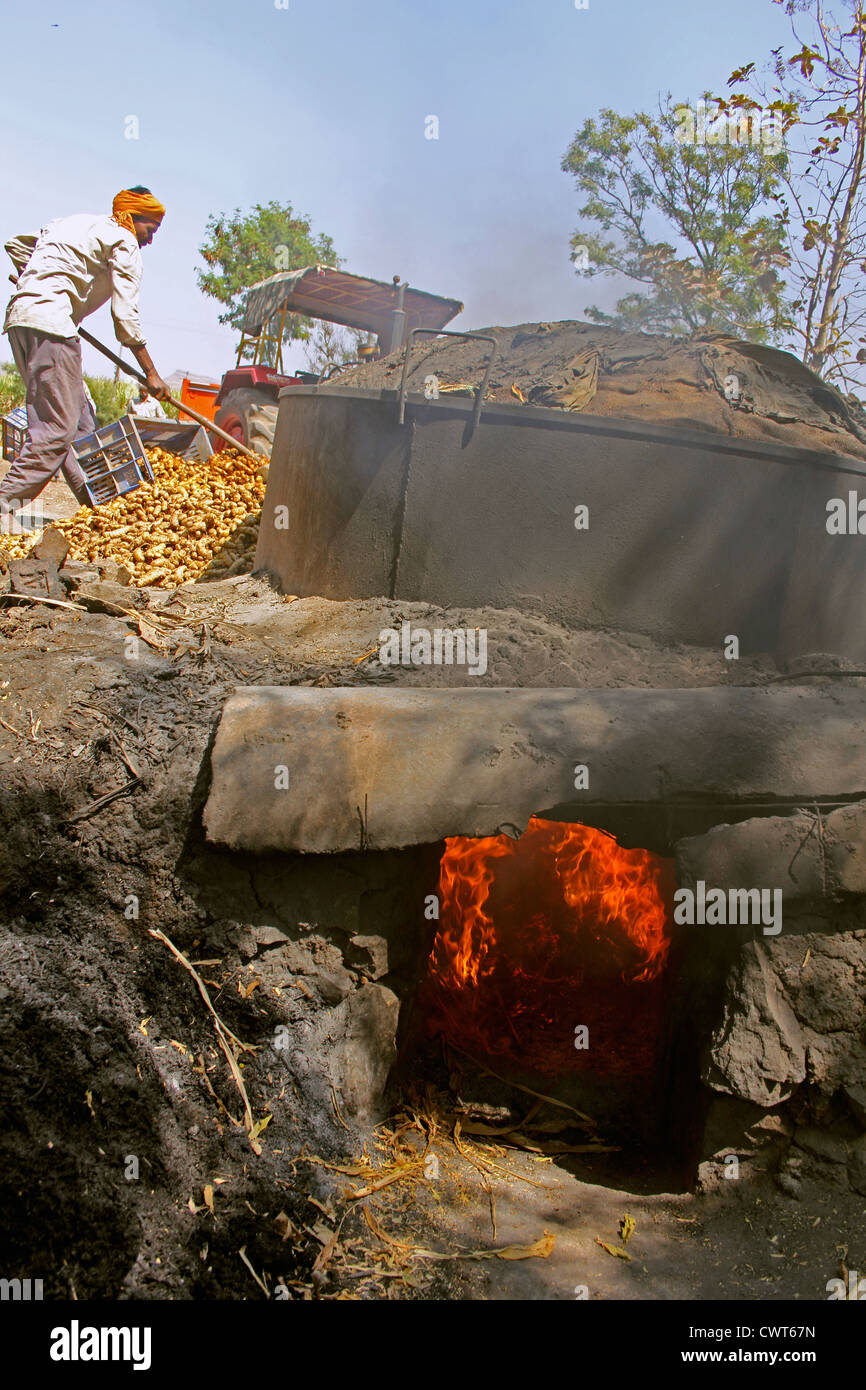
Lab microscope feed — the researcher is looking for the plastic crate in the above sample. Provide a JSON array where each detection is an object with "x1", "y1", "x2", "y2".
[
  {"x1": 69, "y1": 416, "x2": 154, "y2": 507},
  {"x1": 2, "y1": 405, "x2": 29, "y2": 461}
]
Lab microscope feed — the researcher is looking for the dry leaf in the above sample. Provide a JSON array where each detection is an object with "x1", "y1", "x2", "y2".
[
  {"x1": 203, "y1": 1184, "x2": 215, "y2": 1214},
  {"x1": 309, "y1": 1219, "x2": 335, "y2": 1246},
  {"x1": 413, "y1": 1231, "x2": 555, "y2": 1263},
  {"x1": 308, "y1": 1195, "x2": 336, "y2": 1221},
  {"x1": 520, "y1": 1116, "x2": 578, "y2": 1135},
  {"x1": 136, "y1": 616, "x2": 169, "y2": 652},
  {"x1": 348, "y1": 1162, "x2": 425, "y2": 1199},
  {"x1": 510, "y1": 382, "x2": 527, "y2": 402},
  {"x1": 494, "y1": 1232, "x2": 555, "y2": 1261},
  {"x1": 535, "y1": 349, "x2": 600, "y2": 411},
  {"x1": 301, "y1": 1155, "x2": 370, "y2": 1176},
  {"x1": 363, "y1": 1207, "x2": 410, "y2": 1251},
  {"x1": 274, "y1": 1210, "x2": 297, "y2": 1242},
  {"x1": 595, "y1": 1238, "x2": 632, "y2": 1261},
  {"x1": 238, "y1": 1245, "x2": 269, "y2": 1297},
  {"x1": 249, "y1": 1113, "x2": 272, "y2": 1142},
  {"x1": 619, "y1": 1214, "x2": 636, "y2": 1246}
]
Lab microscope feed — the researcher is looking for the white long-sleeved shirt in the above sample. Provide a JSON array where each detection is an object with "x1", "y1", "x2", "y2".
[
  {"x1": 129, "y1": 395, "x2": 167, "y2": 419},
  {"x1": 4, "y1": 213, "x2": 146, "y2": 347}
]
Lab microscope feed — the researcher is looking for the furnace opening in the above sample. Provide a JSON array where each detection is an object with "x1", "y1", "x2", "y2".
[
  {"x1": 398, "y1": 817, "x2": 699, "y2": 1185},
  {"x1": 419, "y1": 817, "x2": 676, "y2": 1078}
]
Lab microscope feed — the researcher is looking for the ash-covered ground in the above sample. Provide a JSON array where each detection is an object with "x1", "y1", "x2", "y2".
[{"x1": 1, "y1": 572, "x2": 864, "y2": 1300}]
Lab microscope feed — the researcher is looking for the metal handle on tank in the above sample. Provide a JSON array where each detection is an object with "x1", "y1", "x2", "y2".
[{"x1": 397, "y1": 329, "x2": 497, "y2": 431}]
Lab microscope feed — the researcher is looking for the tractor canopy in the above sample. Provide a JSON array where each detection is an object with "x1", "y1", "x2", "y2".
[{"x1": 241, "y1": 265, "x2": 463, "y2": 344}]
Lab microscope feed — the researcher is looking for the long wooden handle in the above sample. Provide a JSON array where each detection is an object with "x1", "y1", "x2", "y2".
[
  {"x1": 168, "y1": 393, "x2": 257, "y2": 459},
  {"x1": 77, "y1": 327, "x2": 259, "y2": 460}
]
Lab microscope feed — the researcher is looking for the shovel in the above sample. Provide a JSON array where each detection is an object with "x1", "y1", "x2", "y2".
[{"x1": 77, "y1": 327, "x2": 258, "y2": 460}]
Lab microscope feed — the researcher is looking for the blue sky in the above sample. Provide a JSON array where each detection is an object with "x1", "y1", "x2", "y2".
[{"x1": 0, "y1": 0, "x2": 792, "y2": 380}]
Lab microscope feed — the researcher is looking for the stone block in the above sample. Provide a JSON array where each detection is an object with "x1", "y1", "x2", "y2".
[
  {"x1": 8, "y1": 556, "x2": 65, "y2": 599},
  {"x1": 848, "y1": 1135, "x2": 866, "y2": 1196},
  {"x1": 30, "y1": 526, "x2": 69, "y2": 567},
  {"x1": 843, "y1": 1082, "x2": 866, "y2": 1128},
  {"x1": 76, "y1": 581, "x2": 137, "y2": 614},
  {"x1": 59, "y1": 562, "x2": 100, "y2": 591},
  {"x1": 313, "y1": 982, "x2": 399, "y2": 1123},
  {"x1": 704, "y1": 933, "x2": 866, "y2": 1108},
  {"x1": 251, "y1": 925, "x2": 290, "y2": 948},
  {"x1": 677, "y1": 813, "x2": 825, "y2": 904},
  {"x1": 346, "y1": 934, "x2": 389, "y2": 980},
  {"x1": 793, "y1": 1126, "x2": 848, "y2": 1164},
  {"x1": 96, "y1": 559, "x2": 132, "y2": 586},
  {"x1": 826, "y1": 800, "x2": 866, "y2": 894},
  {"x1": 312, "y1": 969, "x2": 354, "y2": 1005}
]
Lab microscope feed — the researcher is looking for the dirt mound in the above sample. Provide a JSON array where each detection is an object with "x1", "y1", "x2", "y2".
[
  {"x1": 2, "y1": 580, "x2": 864, "y2": 1299},
  {"x1": 336, "y1": 321, "x2": 866, "y2": 460},
  {"x1": 0, "y1": 579, "x2": 783, "y2": 1297}
]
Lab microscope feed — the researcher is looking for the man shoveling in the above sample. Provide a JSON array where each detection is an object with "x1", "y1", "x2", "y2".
[{"x1": 0, "y1": 186, "x2": 169, "y2": 524}]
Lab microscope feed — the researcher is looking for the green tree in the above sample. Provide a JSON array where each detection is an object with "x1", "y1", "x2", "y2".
[
  {"x1": 720, "y1": 0, "x2": 866, "y2": 389},
  {"x1": 84, "y1": 375, "x2": 135, "y2": 426},
  {"x1": 561, "y1": 97, "x2": 790, "y2": 340},
  {"x1": 196, "y1": 201, "x2": 340, "y2": 361},
  {"x1": 303, "y1": 320, "x2": 365, "y2": 377},
  {"x1": 0, "y1": 361, "x2": 25, "y2": 416}
]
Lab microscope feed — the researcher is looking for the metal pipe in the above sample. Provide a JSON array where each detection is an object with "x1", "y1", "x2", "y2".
[{"x1": 397, "y1": 328, "x2": 497, "y2": 430}]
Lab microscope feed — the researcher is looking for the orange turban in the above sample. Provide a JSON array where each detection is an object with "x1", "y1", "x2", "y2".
[{"x1": 111, "y1": 190, "x2": 166, "y2": 235}]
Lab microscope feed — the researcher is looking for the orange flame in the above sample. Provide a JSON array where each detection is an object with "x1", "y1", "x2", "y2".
[{"x1": 423, "y1": 818, "x2": 674, "y2": 1074}]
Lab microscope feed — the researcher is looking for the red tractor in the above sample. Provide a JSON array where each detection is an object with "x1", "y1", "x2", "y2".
[{"x1": 199, "y1": 265, "x2": 463, "y2": 455}]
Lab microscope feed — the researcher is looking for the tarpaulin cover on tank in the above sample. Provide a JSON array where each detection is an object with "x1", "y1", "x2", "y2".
[{"x1": 336, "y1": 320, "x2": 866, "y2": 460}]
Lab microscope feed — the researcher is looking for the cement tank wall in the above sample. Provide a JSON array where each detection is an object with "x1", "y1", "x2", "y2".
[{"x1": 254, "y1": 385, "x2": 866, "y2": 663}]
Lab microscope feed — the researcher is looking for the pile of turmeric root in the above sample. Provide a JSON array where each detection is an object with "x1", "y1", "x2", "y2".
[{"x1": 2, "y1": 446, "x2": 265, "y2": 587}]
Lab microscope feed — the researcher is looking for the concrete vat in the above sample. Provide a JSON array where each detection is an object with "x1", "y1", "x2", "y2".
[{"x1": 254, "y1": 384, "x2": 866, "y2": 663}]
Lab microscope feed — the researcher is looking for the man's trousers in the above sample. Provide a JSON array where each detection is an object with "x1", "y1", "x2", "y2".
[{"x1": 0, "y1": 326, "x2": 95, "y2": 511}]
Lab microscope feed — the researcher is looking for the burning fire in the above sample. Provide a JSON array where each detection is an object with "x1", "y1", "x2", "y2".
[{"x1": 423, "y1": 817, "x2": 674, "y2": 1074}]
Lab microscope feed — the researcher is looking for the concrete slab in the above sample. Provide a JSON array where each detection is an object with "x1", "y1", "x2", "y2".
[{"x1": 203, "y1": 685, "x2": 866, "y2": 853}]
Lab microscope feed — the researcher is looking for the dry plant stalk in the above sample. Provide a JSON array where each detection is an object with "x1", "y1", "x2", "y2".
[{"x1": 148, "y1": 927, "x2": 262, "y2": 1154}]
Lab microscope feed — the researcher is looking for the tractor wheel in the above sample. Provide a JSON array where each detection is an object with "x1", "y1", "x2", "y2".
[{"x1": 213, "y1": 388, "x2": 278, "y2": 456}]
